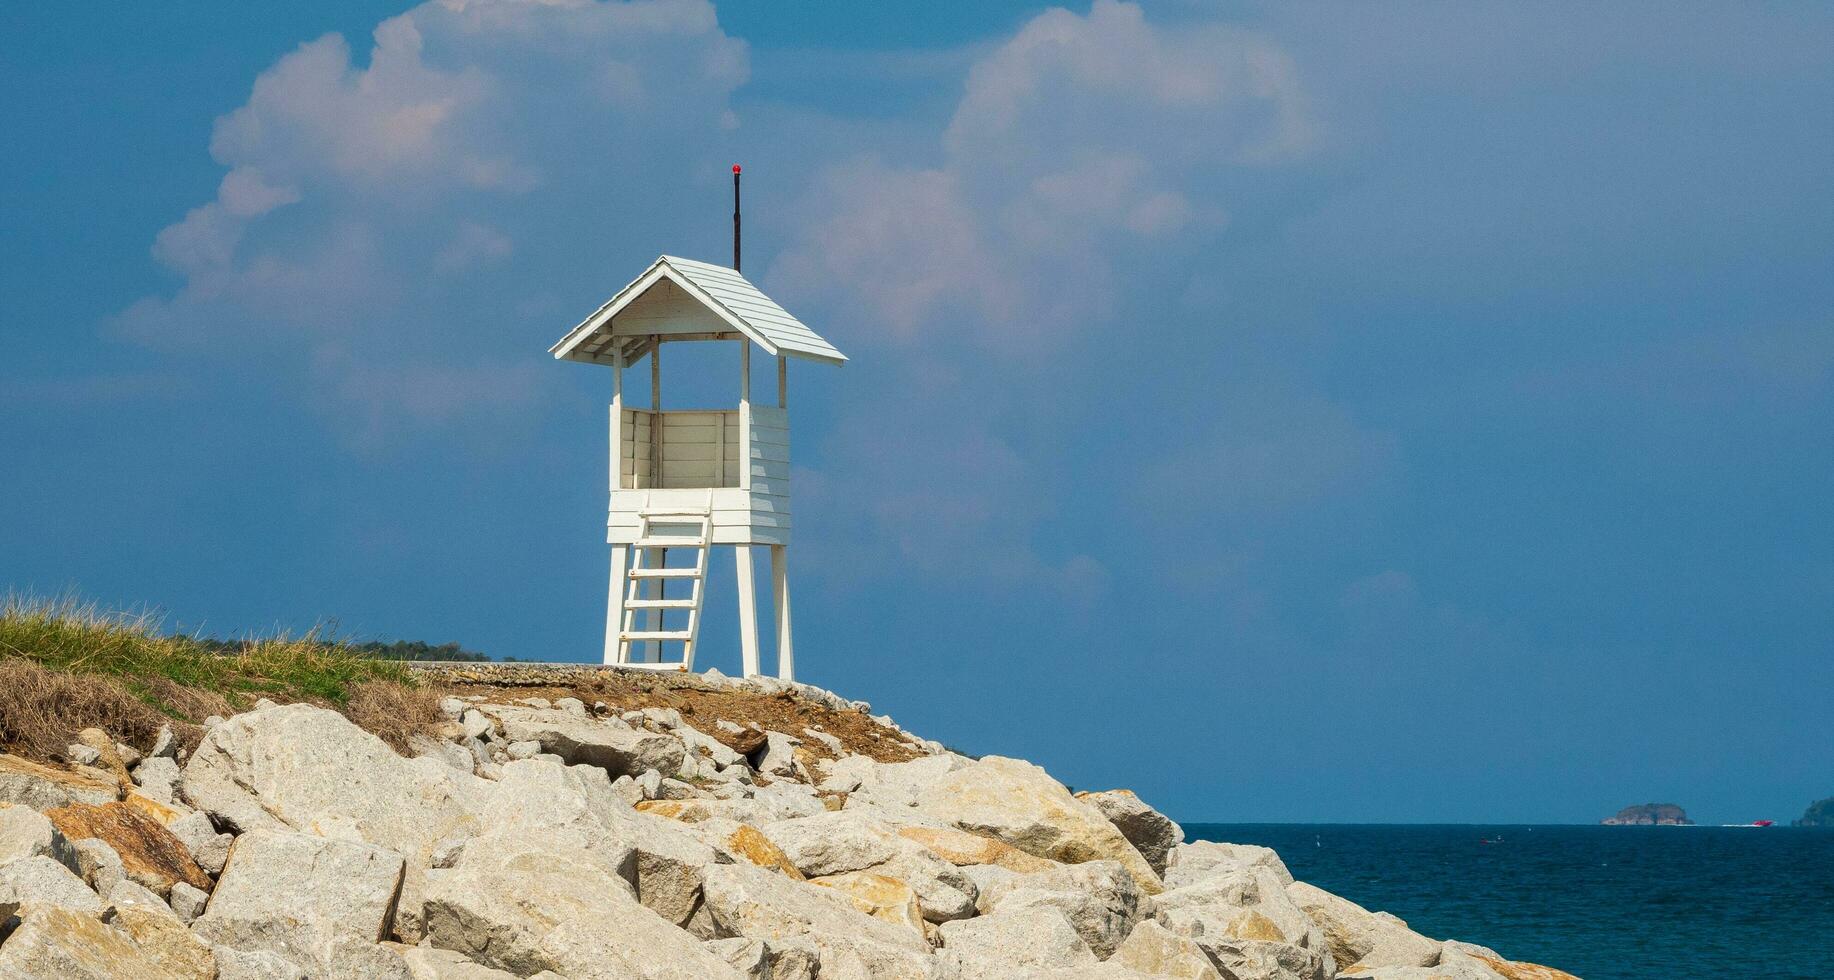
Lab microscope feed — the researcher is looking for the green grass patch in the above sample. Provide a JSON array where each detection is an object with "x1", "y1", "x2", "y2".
[{"x1": 0, "y1": 595, "x2": 417, "y2": 712}]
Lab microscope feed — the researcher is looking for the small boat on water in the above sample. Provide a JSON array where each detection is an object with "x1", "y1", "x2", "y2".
[{"x1": 1719, "y1": 820, "x2": 1775, "y2": 827}]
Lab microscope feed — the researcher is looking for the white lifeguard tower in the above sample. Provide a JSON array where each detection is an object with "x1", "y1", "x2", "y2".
[{"x1": 548, "y1": 168, "x2": 845, "y2": 678}]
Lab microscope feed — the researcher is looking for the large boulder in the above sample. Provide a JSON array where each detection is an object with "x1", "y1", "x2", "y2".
[
  {"x1": 422, "y1": 846, "x2": 743, "y2": 980},
  {"x1": 1150, "y1": 867, "x2": 1334, "y2": 980},
  {"x1": 181, "y1": 703, "x2": 490, "y2": 939},
  {"x1": 698, "y1": 862, "x2": 935, "y2": 979},
  {"x1": 692, "y1": 817, "x2": 806, "y2": 880},
  {"x1": 102, "y1": 879, "x2": 218, "y2": 979},
  {"x1": 897, "y1": 824, "x2": 1059, "y2": 873},
  {"x1": 192, "y1": 828, "x2": 406, "y2": 972},
  {"x1": 760, "y1": 810, "x2": 977, "y2": 922},
  {"x1": 1076, "y1": 790, "x2": 1183, "y2": 875},
  {"x1": 978, "y1": 859, "x2": 1144, "y2": 958},
  {"x1": 395, "y1": 944, "x2": 526, "y2": 979},
  {"x1": 938, "y1": 906, "x2": 1097, "y2": 979},
  {"x1": 0, "y1": 801, "x2": 78, "y2": 869},
  {"x1": 0, "y1": 854, "x2": 104, "y2": 913},
  {"x1": 913, "y1": 756, "x2": 1163, "y2": 893},
  {"x1": 479, "y1": 703, "x2": 685, "y2": 778},
  {"x1": 761, "y1": 810, "x2": 901, "y2": 877},
  {"x1": 0, "y1": 754, "x2": 119, "y2": 810},
  {"x1": 1164, "y1": 840, "x2": 1294, "y2": 888},
  {"x1": 0, "y1": 904, "x2": 187, "y2": 980},
  {"x1": 807, "y1": 870, "x2": 926, "y2": 937},
  {"x1": 44, "y1": 801, "x2": 210, "y2": 896},
  {"x1": 475, "y1": 760, "x2": 719, "y2": 926},
  {"x1": 1285, "y1": 881, "x2": 1438, "y2": 971},
  {"x1": 1112, "y1": 919, "x2": 1223, "y2": 980}
]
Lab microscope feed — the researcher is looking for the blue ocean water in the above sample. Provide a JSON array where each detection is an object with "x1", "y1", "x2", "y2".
[{"x1": 1183, "y1": 824, "x2": 1834, "y2": 980}]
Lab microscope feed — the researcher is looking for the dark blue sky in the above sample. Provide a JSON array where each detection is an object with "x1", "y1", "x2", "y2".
[{"x1": 3, "y1": 1, "x2": 1830, "y2": 824}]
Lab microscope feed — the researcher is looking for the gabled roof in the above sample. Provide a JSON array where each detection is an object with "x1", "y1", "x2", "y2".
[{"x1": 550, "y1": 255, "x2": 846, "y2": 367}]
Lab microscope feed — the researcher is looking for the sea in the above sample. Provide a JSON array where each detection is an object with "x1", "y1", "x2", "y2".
[{"x1": 1183, "y1": 824, "x2": 1834, "y2": 980}]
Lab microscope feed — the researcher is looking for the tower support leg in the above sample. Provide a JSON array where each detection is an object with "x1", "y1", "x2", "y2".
[
  {"x1": 604, "y1": 544, "x2": 629, "y2": 665},
  {"x1": 736, "y1": 546, "x2": 761, "y2": 677},
  {"x1": 770, "y1": 544, "x2": 793, "y2": 681}
]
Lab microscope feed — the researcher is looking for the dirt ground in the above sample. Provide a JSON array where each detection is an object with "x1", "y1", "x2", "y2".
[{"x1": 419, "y1": 662, "x2": 925, "y2": 765}]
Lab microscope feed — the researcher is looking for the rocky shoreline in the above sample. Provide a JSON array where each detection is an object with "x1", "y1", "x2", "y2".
[{"x1": 0, "y1": 664, "x2": 1579, "y2": 979}]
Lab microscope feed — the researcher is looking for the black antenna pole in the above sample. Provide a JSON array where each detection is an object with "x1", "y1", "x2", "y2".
[{"x1": 732, "y1": 164, "x2": 742, "y2": 272}]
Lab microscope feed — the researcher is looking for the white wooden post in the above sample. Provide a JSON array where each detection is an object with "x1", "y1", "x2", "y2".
[
  {"x1": 777, "y1": 355, "x2": 787, "y2": 409},
  {"x1": 604, "y1": 544, "x2": 629, "y2": 664},
  {"x1": 647, "y1": 342, "x2": 663, "y2": 662},
  {"x1": 771, "y1": 543, "x2": 793, "y2": 680},
  {"x1": 736, "y1": 547, "x2": 760, "y2": 676}
]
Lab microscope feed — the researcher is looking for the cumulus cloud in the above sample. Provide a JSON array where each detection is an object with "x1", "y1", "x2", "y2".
[
  {"x1": 773, "y1": 0, "x2": 1313, "y2": 346},
  {"x1": 114, "y1": 0, "x2": 749, "y2": 439}
]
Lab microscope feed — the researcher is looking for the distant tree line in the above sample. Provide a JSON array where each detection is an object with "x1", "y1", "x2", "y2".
[{"x1": 191, "y1": 637, "x2": 507, "y2": 662}]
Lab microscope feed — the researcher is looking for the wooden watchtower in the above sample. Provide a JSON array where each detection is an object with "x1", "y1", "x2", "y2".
[{"x1": 549, "y1": 171, "x2": 845, "y2": 678}]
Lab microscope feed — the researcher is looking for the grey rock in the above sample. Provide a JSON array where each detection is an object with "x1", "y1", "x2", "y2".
[
  {"x1": 506, "y1": 740, "x2": 542, "y2": 760},
  {"x1": 485, "y1": 704, "x2": 686, "y2": 778},
  {"x1": 149, "y1": 724, "x2": 179, "y2": 760},
  {"x1": 938, "y1": 906, "x2": 1098, "y2": 978},
  {"x1": 1077, "y1": 790, "x2": 1183, "y2": 875},
  {"x1": 554, "y1": 697, "x2": 586, "y2": 713},
  {"x1": 0, "y1": 854, "x2": 103, "y2": 913},
  {"x1": 611, "y1": 773, "x2": 645, "y2": 806},
  {"x1": 0, "y1": 801, "x2": 78, "y2": 870},
  {"x1": 397, "y1": 944, "x2": 526, "y2": 979},
  {"x1": 698, "y1": 863, "x2": 934, "y2": 978},
  {"x1": 181, "y1": 703, "x2": 491, "y2": 941},
  {"x1": 657, "y1": 776, "x2": 699, "y2": 800},
  {"x1": 1164, "y1": 840, "x2": 1294, "y2": 888},
  {"x1": 167, "y1": 880, "x2": 208, "y2": 923},
  {"x1": 214, "y1": 945, "x2": 308, "y2": 980},
  {"x1": 192, "y1": 828, "x2": 406, "y2": 971},
  {"x1": 1151, "y1": 867, "x2": 1334, "y2": 980},
  {"x1": 69, "y1": 836, "x2": 126, "y2": 896},
  {"x1": 115, "y1": 742, "x2": 143, "y2": 769},
  {"x1": 0, "y1": 905, "x2": 174, "y2": 979},
  {"x1": 168, "y1": 810, "x2": 232, "y2": 877},
  {"x1": 410, "y1": 734, "x2": 477, "y2": 773},
  {"x1": 762, "y1": 810, "x2": 903, "y2": 877},
  {"x1": 0, "y1": 756, "x2": 120, "y2": 810},
  {"x1": 979, "y1": 859, "x2": 1143, "y2": 958},
  {"x1": 133, "y1": 756, "x2": 183, "y2": 806},
  {"x1": 1286, "y1": 880, "x2": 1438, "y2": 971},
  {"x1": 1113, "y1": 919, "x2": 1223, "y2": 979},
  {"x1": 439, "y1": 697, "x2": 468, "y2": 719},
  {"x1": 424, "y1": 838, "x2": 742, "y2": 979},
  {"x1": 460, "y1": 709, "x2": 494, "y2": 740},
  {"x1": 66, "y1": 743, "x2": 102, "y2": 766},
  {"x1": 755, "y1": 731, "x2": 801, "y2": 778},
  {"x1": 914, "y1": 756, "x2": 1163, "y2": 894},
  {"x1": 638, "y1": 767, "x2": 664, "y2": 800},
  {"x1": 468, "y1": 759, "x2": 720, "y2": 926}
]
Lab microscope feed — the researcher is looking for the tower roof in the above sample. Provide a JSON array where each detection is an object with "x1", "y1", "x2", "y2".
[{"x1": 551, "y1": 255, "x2": 846, "y2": 367}]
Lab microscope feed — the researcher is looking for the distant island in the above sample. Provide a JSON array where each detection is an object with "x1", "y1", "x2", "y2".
[
  {"x1": 1602, "y1": 802, "x2": 1693, "y2": 825},
  {"x1": 1795, "y1": 797, "x2": 1834, "y2": 827}
]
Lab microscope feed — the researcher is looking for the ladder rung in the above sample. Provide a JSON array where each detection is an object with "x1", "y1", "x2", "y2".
[
  {"x1": 626, "y1": 597, "x2": 695, "y2": 609},
  {"x1": 639, "y1": 509, "x2": 711, "y2": 518},
  {"x1": 635, "y1": 537, "x2": 706, "y2": 549},
  {"x1": 621, "y1": 630, "x2": 694, "y2": 642},
  {"x1": 630, "y1": 566, "x2": 700, "y2": 578}
]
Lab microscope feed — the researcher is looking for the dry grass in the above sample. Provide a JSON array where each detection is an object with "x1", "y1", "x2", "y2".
[
  {"x1": 345, "y1": 680, "x2": 443, "y2": 754},
  {"x1": 0, "y1": 595, "x2": 436, "y2": 761},
  {"x1": 0, "y1": 659, "x2": 177, "y2": 760}
]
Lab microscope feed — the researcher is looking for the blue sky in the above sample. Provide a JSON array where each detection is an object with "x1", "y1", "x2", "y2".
[{"x1": 3, "y1": 1, "x2": 1830, "y2": 824}]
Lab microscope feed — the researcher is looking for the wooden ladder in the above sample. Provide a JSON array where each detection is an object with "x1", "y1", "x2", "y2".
[{"x1": 617, "y1": 491, "x2": 713, "y2": 671}]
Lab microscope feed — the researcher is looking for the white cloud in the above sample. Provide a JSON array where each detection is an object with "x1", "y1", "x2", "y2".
[
  {"x1": 773, "y1": 0, "x2": 1314, "y2": 346},
  {"x1": 114, "y1": 0, "x2": 748, "y2": 441}
]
